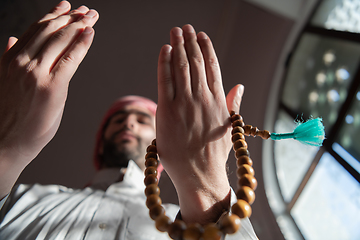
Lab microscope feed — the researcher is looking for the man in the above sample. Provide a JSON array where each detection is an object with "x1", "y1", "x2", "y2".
[
  {"x1": 0, "y1": 1, "x2": 258, "y2": 239},
  {"x1": 0, "y1": 95, "x2": 177, "y2": 240}
]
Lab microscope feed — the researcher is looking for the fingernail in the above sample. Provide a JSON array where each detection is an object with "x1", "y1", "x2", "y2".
[
  {"x1": 57, "y1": 1, "x2": 68, "y2": 8},
  {"x1": 238, "y1": 84, "x2": 244, "y2": 97},
  {"x1": 183, "y1": 24, "x2": 195, "y2": 33},
  {"x1": 85, "y1": 9, "x2": 97, "y2": 18},
  {"x1": 172, "y1": 27, "x2": 183, "y2": 37},
  {"x1": 197, "y1": 32, "x2": 208, "y2": 40},
  {"x1": 164, "y1": 45, "x2": 172, "y2": 53},
  {"x1": 77, "y1": 5, "x2": 89, "y2": 13}
]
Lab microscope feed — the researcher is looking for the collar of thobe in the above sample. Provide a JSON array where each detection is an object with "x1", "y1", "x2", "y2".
[{"x1": 90, "y1": 160, "x2": 145, "y2": 192}]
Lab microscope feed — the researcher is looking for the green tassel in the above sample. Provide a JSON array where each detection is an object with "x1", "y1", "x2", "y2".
[{"x1": 270, "y1": 117, "x2": 325, "y2": 146}]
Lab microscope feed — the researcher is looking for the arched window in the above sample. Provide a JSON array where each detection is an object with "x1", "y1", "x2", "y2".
[{"x1": 264, "y1": 1, "x2": 360, "y2": 239}]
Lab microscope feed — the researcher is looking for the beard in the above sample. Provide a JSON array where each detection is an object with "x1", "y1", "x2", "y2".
[{"x1": 100, "y1": 131, "x2": 144, "y2": 169}]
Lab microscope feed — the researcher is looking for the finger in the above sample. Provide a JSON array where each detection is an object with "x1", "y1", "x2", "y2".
[
  {"x1": 158, "y1": 44, "x2": 174, "y2": 102},
  {"x1": 25, "y1": 6, "x2": 90, "y2": 61},
  {"x1": 1, "y1": 37, "x2": 18, "y2": 66},
  {"x1": 197, "y1": 31, "x2": 223, "y2": 95},
  {"x1": 38, "y1": 1, "x2": 71, "y2": 23},
  {"x1": 4, "y1": 1, "x2": 71, "y2": 60},
  {"x1": 226, "y1": 84, "x2": 244, "y2": 114},
  {"x1": 182, "y1": 24, "x2": 207, "y2": 94},
  {"x1": 5, "y1": 37, "x2": 18, "y2": 52},
  {"x1": 51, "y1": 26, "x2": 95, "y2": 85},
  {"x1": 170, "y1": 27, "x2": 191, "y2": 98},
  {"x1": 37, "y1": 9, "x2": 99, "y2": 72}
]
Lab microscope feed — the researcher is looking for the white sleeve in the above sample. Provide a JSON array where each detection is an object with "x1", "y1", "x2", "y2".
[
  {"x1": 224, "y1": 188, "x2": 259, "y2": 240},
  {"x1": 0, "y1": 194, "x2": 9, "y2": 211},
  {"x1": 162, "y1": 188, "x2": 258, "y2": 240}
]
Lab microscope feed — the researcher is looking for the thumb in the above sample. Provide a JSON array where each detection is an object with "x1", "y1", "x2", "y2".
[{"x1": 226, "y1": 84, "x2": 244, "y2": 114}]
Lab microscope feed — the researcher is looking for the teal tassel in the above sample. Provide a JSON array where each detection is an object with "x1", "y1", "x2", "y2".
[{"x1": 270, "y1": 117, "x2": 325, "y2": 146}]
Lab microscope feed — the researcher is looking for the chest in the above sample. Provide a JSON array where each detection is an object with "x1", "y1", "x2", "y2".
[{"x1": 0, "y1": 188, "x2": 173, "y2": 240}]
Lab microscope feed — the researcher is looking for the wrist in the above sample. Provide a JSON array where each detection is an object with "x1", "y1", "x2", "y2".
[
  {"x1": 174, "y1": 166, "x2": 231, "y2": 224},
  {"x1": 0, "y1": 143, "x2": 37, "y2": 167},
  {"x1": 0, "y1": 147, "x2": 29, "y2": 199}
]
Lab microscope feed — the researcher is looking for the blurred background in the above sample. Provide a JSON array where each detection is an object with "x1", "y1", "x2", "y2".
[{"x1": 1, "y1": 0, "x2": 359, "y2": 239}]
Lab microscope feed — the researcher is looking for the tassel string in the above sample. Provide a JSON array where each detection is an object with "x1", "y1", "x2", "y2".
[
  {"x1": 270, "y1": 117, "x2": 325, "y2": 147},
  {"x1": 270, "y1": 132, "x2": 295, "y2": 140}
]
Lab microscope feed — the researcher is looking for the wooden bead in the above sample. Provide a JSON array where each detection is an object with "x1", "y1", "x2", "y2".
[
  {"x1": 145, "y1": 184, "x2": 160, "y2": 196},
  {"x1": 250, "y1": 127, "x2": 258, "y2": 137},
  {"x1": 144, "y1": 174, "x2": 158, "y2": 186},
  {"x1": 145, "y1": 157, "x2": 158, "y2": 168},
  {"x1": 236, "y1": 164, "x2": 254, "y2": 177},
  {"x1": 231, "y1": 126, "x2": 245, "y2": 135},
  {"x1": 144, "y1": 166, "x2": 157, "y2": 176},
  {"x1": 263, "y1": 130, "x2": 271, "y2": 139},
  {"x1": 146, "y1": 145, "x2": 157, "y2": 153},
  {"x1": 230, "y1": 114, "x2": 240, "y2": 122},
  {"x1": 145, "y1": 152, "x2": 157, "y2": 160},
  {"x1": 255, "y1": 130, "x2": 262, "y2": 137},
  {"x1": 202, "y1": 224, "x2": 222, "y2": 240},
  {"x1": 231, "y1": 200, "x2": 252, "y2": 219},
  {"x1": 230, "y1": 114, "x2": 243, "y2": 123},
  {"x1": 149, "y1": 204, "x2": 165, "y2": 220},
  {"x1": 168, "y1": 220, "x2": 186, "y2": 240},
  {"x1": 183, "y1": 223, "x2": 203, "y2": 240},
  {"x1": 146, "y1": 194, "x2": 162, "y2": 208},
  {"x1": 219, "y1": 214, "x2": 241, "y2": 234},
  {"x1": 229, "y1": 110, "x2": 235, "y2": 116},
  {"x1": 243, "y1": 125, "x2": 252, "y2": 136},
  {"x1": 231, "y1": 133, "x2": 245, "y2": 143},
  {"x1": 232, "y1": 120, "x2": 245, "y2": 128},
  {"x1": 151, "y1": 139, "x2": 157, "y2": 146},
  {"x1": 233, "y1": 139, "x2": 248, "y2": 151},
  {"x1": 257, "y1": 130, "x2": 271, "y2": 139},
  {"x1": 236, "y1": 186, "x2": 255, "y2": 205},
  {"x1": 238, "y1": 174, "x2": 258, "y2": 190},
  {"x1": 236, "y1": 156, "x2": 253, "y2": 167},
  {"x1": 155, "y1": 215, "x2": 171, "y2": 232},
  {"x1": 235, "y1": 147, "x2": 250, "y2": 159}
]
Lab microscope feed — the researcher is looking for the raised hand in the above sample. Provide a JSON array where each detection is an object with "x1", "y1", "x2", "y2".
[
  {"x1": 0, "y1": 1, "x2": 99, "y2": 198},
  {"x1": 156, "y1": 24, "x2": 244, "y2": 224}
]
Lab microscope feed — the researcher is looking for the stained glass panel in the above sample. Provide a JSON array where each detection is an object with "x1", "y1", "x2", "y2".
[
  {"x1": 335, "y1": 87, "x2": 360, "y2": 169},
  {"x1": 282, "y1": 33, "x2": 360, "y2": 132},
  {"x1": 291, "y1": 152, "x2": 360, "y2": 240},
  {"x1": 311, "y1": 0, "x2": 360, "y2": 33}
]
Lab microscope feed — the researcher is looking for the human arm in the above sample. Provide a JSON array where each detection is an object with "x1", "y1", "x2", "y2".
[
  {"x1": 0, "y1": 1, "x2": 99, "y2": 201},
  {"x1": 156, "y1": 24, "x2": 244, "y2": 225}
]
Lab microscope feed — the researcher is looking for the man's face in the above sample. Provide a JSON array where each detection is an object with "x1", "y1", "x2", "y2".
[{"x1": 100, "y1": 104, "x2": 155, "y2": 170}]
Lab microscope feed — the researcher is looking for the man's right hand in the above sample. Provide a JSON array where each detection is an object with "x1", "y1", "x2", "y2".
[
  {"x1": 156, "y1": 25, "x2": 244, "y2": 224},
  {"x1": 0, "y1": 1, "x2": 99, "y2": 199}
]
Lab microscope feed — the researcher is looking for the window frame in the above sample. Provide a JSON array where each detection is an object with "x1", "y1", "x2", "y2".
[{"x1": 263, "y1": 0, "x2": 360, "y2": 239}]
